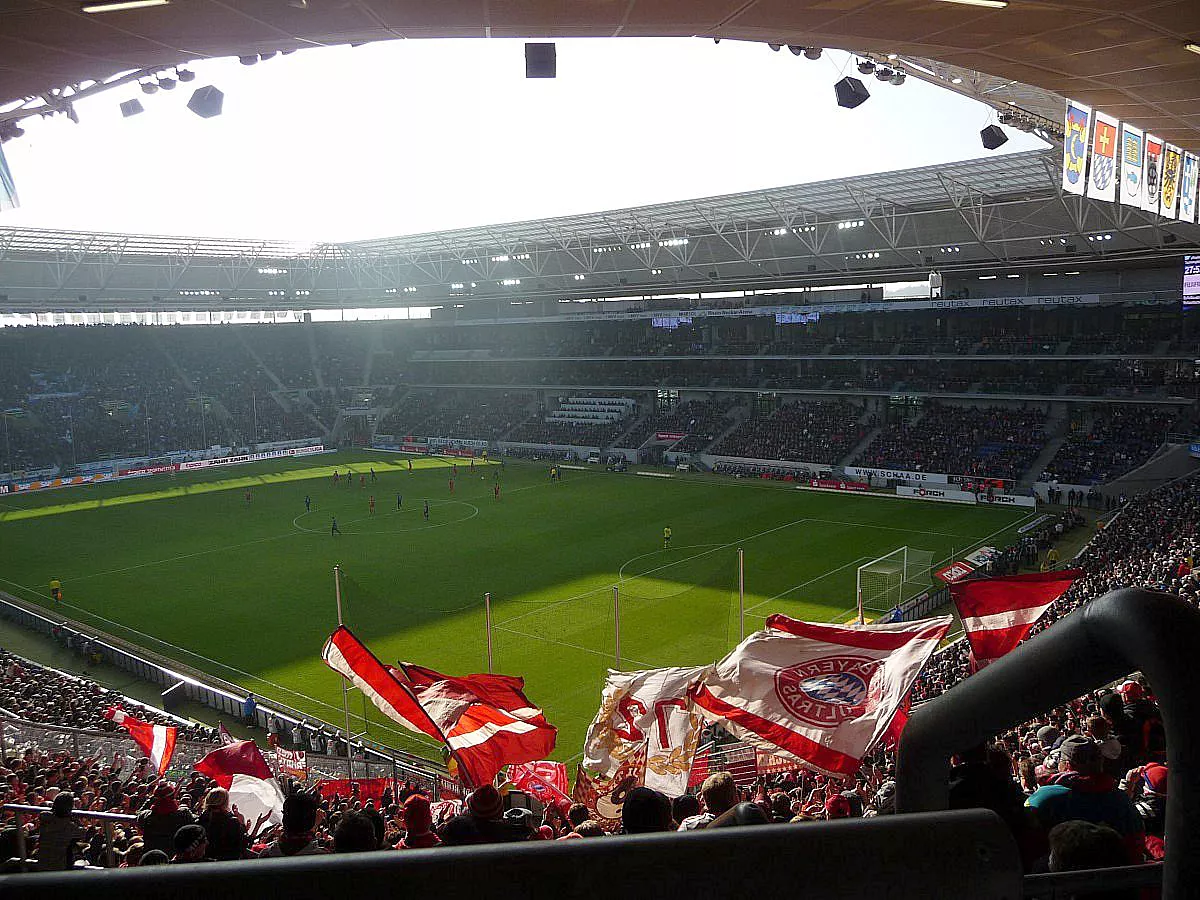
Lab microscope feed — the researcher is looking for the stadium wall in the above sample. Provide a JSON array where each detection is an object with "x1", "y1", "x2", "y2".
[
  {"x1": 700, "y1": 453, "x2": 830, "y2": 475},
  {"x1": 497, "y1": 440, "x2": 601, "y2": 455}
]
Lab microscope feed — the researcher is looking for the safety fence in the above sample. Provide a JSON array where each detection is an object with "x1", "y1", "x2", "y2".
[{"x1": 0, "y1": 714, "x2": 453, "y2": 799}]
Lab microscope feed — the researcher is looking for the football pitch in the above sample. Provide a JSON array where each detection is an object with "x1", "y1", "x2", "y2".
[{"x1": 0, "y1": 451, "x2": 1035, "y2": 764}]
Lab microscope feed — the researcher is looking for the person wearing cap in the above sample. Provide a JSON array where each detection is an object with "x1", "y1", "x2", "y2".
[
  {"x1": 1130, "y1": 762, "x2": 1167, "y2": 860},
  {"x1": 396, "y1": 794, "x2": 439, "y2": 849},
  {"x1": 621, "y1": 786, "x2": 673, "y2": 834},
  {"x1": 36, "y1": 791, "x2": 84, "y2": 871},
  {"x1": 170, "y1": 823, "x2": 209, "y2": 864},
  {"x1": 137, "y1": 782, "x2": 195, "y2": 855},
  {"x1": 463, "y1": 784, "x2": 523, "y2": 843},
  {"x1": 823, "y1": 795, "x2": 852, "y2": 820},
  {"x1": 1118, "y1": 680, "x2": 1165, "y2": 765},
  {"x1": 1025, "y1": 735, "x2": 1145, "y2": 863}
]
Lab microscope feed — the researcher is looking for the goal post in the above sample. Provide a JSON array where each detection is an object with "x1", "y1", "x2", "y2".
[{"x1": 856, "y1": 547, "x2": 933, "y2": 623}]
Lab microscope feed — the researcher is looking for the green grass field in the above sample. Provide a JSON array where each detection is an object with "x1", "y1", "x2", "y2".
[{"x1": 0, "y1": 451, "x2": 1035, "y2": 765}]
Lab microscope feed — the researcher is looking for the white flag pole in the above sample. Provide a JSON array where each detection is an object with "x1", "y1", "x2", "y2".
[
  {"x1": 738, "y1": 548, "x2": 745, "y2": 642},
  {"x1": 613, "y1": 585, "x2": 621, "y2": 669},
  {"x1": 334, "y1": 564, "x2": 354, "y2": 777},
  {"x1": 484, "y1": 592, "x2": 494, "y2": 674}
]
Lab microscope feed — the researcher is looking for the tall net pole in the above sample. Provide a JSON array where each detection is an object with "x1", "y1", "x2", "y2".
[
  {"x1": 613, "y1": 585, "x2": 621, "y2": 669},
  {"x1": 738, "y1": 548, "x2": 745, "y2": 642},
  {"x1": 484, "y1": 592, "x2": 494, "y2": 674},
  {"x1": 334, "y1": 564, "x2": 354, "y2": 777}
]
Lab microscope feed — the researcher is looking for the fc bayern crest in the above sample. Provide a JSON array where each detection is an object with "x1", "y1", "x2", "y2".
[{"x1": 774, "y1": 655, "x2": 879, "y2": 727}]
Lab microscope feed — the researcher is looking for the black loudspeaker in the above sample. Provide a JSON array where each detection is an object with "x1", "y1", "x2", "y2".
[
  {"x1": 120, "y1": 99, "x2": 144, "y2": 118},
  {"x1": 187, "y1": 85, "x2": 224, "y2": 119},
  {"x1": 834, "y1": 76, "x2": 870, "y2": 109},
  {"x1": 525, "y1": 43, "x2": 556, "y2": 78},
  {"x1": 980, "y1": 124, "x2": 1009, "y2": 150}
]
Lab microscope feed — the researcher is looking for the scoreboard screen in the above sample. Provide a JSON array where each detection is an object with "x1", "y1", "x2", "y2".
[{"x1": 1185, "y1": 255, "x2": 1200, "y2": 303}]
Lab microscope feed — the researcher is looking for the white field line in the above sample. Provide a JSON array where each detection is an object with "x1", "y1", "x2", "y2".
[{"x1": 495, "y1": 516, "x2": 813, "y2": 629}]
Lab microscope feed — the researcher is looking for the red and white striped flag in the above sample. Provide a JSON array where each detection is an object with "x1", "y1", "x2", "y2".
[
  {"x1": 690, "y1": 615, "x2": 951, "y2": 777},
  {"x1": 321, "y1": 626, "x2": 556, "y2": 789},
  {"x1": 952, "y1": 569, "x2": 1081, "y2": 670},
  {"x1": 105, "y1": 707, "x2": 177, "y2": 776},
  {"x1": 394, "y1": 663, "x2": 557, "y2": 789},
  {"x1": 321, "y1": 626, "x2": 446, "y2": 741}
]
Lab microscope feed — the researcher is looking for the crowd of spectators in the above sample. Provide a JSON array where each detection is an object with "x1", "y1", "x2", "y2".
[
  {"x1": 639, "y1": 399, "x2": 738, "y2": 452},
  {"x1": 1041, "y1": 407, "x2": 1179, "y2": 485},
  {"x1": 407, "y1": 393, "x2": 532, "y2": 442},
  {"x1": 712, "y1": 401, "x2": 868, "y2": 465},
  {"x1": 0, "y1": 648, "x2": 213, "y2": 743},
  {"x1": 505, "y1": 417, "x2": 630, "y2": 449},
  {"x1": 854, "y1": 403, "x2": 1048, "y2": 480}
]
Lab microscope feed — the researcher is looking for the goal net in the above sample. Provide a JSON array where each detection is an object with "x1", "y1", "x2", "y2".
[{"x1": 856, "y1": 547, "x2": 934, "y2": 620}]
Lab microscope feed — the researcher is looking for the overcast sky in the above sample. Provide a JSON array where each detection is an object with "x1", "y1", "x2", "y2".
[{"x1": 0, "y1": 38, "x2": 1045, "y2": 244}]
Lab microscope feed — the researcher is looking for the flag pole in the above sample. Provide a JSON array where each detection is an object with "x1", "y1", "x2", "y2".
[
  {"x1": 484, "y1": 592, "x2": 494, "y2": 674},
  {"x1": 334, "y1": 564, "x2": 354, "y2": 778},
  {"x1": 613, "y1": 584, "x2": 621, "y2": 669},
  {"x1": 738, "y1": 548, "x2": 745, "y2": 642}
]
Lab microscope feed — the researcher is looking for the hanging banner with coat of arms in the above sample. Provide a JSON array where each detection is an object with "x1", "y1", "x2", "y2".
[
  {"x1": 1160, "y1": 145, "x2": 1184, "y2": 219},
  {"x1": 1179, "y1": 153, "x2": 1199, "y2": 224},
  {"x1": 1085, "y1": 111, "x2": 1119, "y2": 203},
  {"x1": 1143, "y1": 135, "x2": 1165, "y2": 214},
  {"x1": 1062, "y1": 100, "x2": 1092, "y2": 196},
  {"x1": 1119, "y1": 123, "x2": 1145, "y2": 208}
]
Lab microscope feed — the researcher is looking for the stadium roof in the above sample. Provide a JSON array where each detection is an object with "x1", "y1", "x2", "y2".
[
  {"x1": 2, "y1": 0, "x2": 1199, "y2": 150},
  {"x1": 0, "y1": 148, "x2": 1197, "y2": 312}
]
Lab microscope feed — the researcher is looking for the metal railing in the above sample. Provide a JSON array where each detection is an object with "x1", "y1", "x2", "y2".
[{"x1": 2, "y1": 803, "x2": 136, "y2": 871}]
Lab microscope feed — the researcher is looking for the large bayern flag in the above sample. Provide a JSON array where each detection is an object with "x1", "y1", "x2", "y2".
[
  {"x1": 951, "y1": 569, "x2": 1081, "y2": 670},
  {"x1": 393, "y1": 663, "x2": 557, "y2": 789},
  {"x1": 1119, "y1": 123, "x2": 1145, "y2": 207},
  {"x1": 105, "y1": 707, "x2": 177, "y2": 776},
  {"x1": 583, "y1": 665, "x2": 712, "y2": 797},
  {"x1": 1062, "y1": 100, "x2": 1092, "y2": 196},
  {"x1": 690, "y1": 615, "x2": 950, "y2": 777},
  {"x1": 1085, "y1": 111, "x2": 1119, "y2": 203},
  {"x1": 194, "y1": 740, "x2": 285, "y2": 825}
]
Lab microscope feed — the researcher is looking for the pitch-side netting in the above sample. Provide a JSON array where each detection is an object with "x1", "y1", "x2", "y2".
[
  {"x1": 856, "y1": 546, "x2": 934, "y2": 619},
  {"x1": 489, "y1": 547, "x2": 741, "y2": 672}
]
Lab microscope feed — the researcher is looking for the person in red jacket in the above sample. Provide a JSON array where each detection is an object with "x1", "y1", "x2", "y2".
[{"x1": 396, "y1": 794, "x2": 439, "y2": 849}]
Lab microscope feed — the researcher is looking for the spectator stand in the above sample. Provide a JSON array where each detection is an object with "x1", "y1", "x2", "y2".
[{"x1": 0, "y1": 591, "x2": 450, "y2": 794}]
